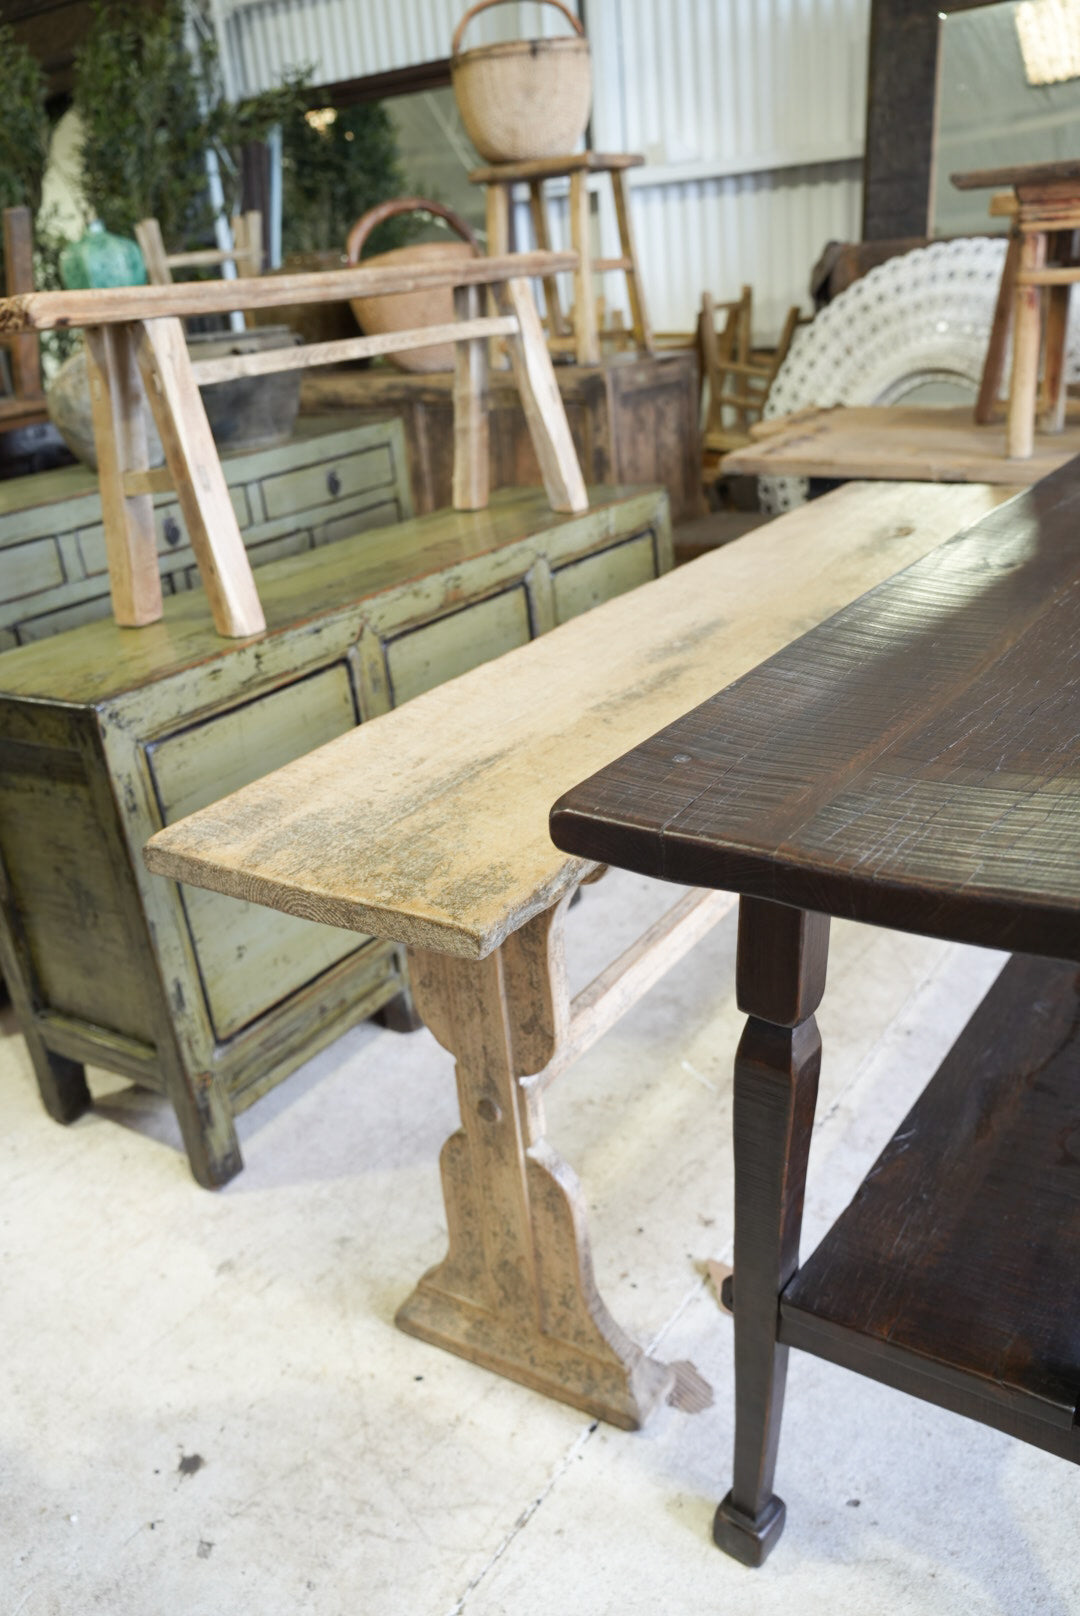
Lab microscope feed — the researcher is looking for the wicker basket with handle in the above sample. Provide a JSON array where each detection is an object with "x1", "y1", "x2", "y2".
[
  {"x1": 345, "y1": 198, "x2": 480, "y2": 374},
  {"x1": 451, "y1": 0, "x2": 592, "y2": 164}
]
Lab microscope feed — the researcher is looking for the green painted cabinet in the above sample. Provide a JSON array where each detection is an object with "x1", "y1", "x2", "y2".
[
  {"x1": 0, "y1": 416, "x2": 411, "y2": 649},
  {"x1": 0, "y1": 484, "x2": 673, "y2": 1186}
]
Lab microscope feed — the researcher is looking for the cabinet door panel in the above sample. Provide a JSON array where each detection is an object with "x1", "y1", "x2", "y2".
[
  {"x1": 386, "y1": 587, "x2": 532, "y2": 706},
  {"x1": 552, "y1": 533, "x2": 657, "y2": 623},
  {"x1": 148, "y1": 665, "x2": 363, "y2": 1041}
]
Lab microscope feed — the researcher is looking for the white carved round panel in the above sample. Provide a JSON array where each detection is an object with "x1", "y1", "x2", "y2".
[{"x1": 759, "y1": 237, "x2": 1080, "y2": 514}]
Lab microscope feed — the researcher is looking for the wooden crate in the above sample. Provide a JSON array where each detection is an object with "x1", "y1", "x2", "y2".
[
  {"x1": 300, "y1": 350, "x2": 704, "y2": 524},
  {"x1": 0, "y1": 417, "x2": 411, "y2": 650},
  {"x1": 0, "y1": 483, "x2": 672, "y2": 1184}
]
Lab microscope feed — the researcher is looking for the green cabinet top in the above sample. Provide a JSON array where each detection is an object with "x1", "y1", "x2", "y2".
[{"x1": 0, "y1": 485, "x2": 663, "y2": 705}]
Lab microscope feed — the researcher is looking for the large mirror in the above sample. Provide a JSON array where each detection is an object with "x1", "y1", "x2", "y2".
[{"x1": 932, "y1": 0, "x2": 1080, "y2": 237}]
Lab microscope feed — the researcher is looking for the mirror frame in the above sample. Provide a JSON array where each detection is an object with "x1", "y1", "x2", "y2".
[{"x1": 863, "y1": 0, "x2": 1003, "y2": 239}]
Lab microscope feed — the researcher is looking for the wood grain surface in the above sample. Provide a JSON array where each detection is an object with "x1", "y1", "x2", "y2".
[
  {"x1": 720, "y1": 405, "x2": 1080, "y2": 482},
  {"x1": 144, "y1": 482, "x2": 1014, "y2": 959},
  {"x1": 0, "y1": 252, "x2": 578, "y2": 335},
  {"x1": 550, "y1": 459, "x2": 1080, "y2": 960}
]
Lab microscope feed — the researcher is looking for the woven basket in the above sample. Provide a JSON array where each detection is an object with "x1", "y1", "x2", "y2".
[
  {"x1": 345, "y1": 199, "x2": 480, "y2": 374},
  {"x1": 451, "y1": 0, "x2": 592, "y2": 164}
]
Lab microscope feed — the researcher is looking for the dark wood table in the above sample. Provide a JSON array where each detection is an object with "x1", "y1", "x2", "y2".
[{"x1": 550, "y1": 459, "x2": 1080, "y2": 1565}]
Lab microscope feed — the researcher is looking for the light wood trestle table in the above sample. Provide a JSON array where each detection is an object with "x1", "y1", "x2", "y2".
[
  {"x1": 551, "y1": 459, "x2": 1080, "y2": 1562},
  {"x1": 144, "y1": 480, "x2": 1013, "y2": 1426}
]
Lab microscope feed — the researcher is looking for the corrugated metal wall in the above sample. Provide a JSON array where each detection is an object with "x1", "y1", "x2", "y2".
[{"x1": 218, "y1": 0, "x2": 869, "y2": 340}]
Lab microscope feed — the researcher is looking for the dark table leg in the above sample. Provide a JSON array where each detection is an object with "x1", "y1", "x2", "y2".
[{"x1": 714, "y1": 896, "x2": 829, "y2": 1567}]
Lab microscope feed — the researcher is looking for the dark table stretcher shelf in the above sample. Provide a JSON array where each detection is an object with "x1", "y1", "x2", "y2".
[{"x1": 549, "y1": 457, "x2": 1080, "y2": 1565}]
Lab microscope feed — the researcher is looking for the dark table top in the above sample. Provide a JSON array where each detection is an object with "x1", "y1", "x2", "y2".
[
  {"x1": 951, "y1": 157, "x2": 1080, "y2": 192},
  {"x1": 550, "y1": 461, "x2": 1080, "y2": 961}
]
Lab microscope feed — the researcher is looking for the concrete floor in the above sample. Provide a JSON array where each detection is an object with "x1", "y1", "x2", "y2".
[{"x1": 3, "y1": 869, "x2": 1078, "y2": 1614}]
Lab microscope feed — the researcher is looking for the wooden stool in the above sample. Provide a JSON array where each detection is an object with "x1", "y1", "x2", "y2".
[
  {"x1": 954, "y1": 160, "x2": 1080, "y2": 458},
  {"x1": 472, "y1": 152, "x2": 653, "y2": 366}
]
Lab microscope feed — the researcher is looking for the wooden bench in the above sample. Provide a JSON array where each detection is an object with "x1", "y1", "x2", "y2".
[{"x1": 144, "y1": 480, "x2": 1014, "y2": 1429}]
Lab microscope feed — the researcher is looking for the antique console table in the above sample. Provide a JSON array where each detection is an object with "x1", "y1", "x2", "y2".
[{"x1": 551, "y1": 461, "x2": 1080, "y2": 1561}]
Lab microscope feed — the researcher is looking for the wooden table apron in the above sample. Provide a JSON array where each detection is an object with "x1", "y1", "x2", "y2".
[{"x1": 550, "y1": 458, "x2": 1080, "y2": 1563}]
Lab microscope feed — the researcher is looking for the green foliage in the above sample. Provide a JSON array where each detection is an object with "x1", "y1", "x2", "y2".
[
  {"x1": 279, "y1": 103, "x2": 415, "y2": 260},
  {"x1": 73, "y1": 1, "x2": 310, "y2": 244},
  {"x1": 74, "y1": 0, "x2": 219, "y2": 241},
  {"x1": 0, "y1": 24, "x2": 49, "y2": 218},
  {"x1": 0, "y1": 24, "x2": 50, "y2": 288}
]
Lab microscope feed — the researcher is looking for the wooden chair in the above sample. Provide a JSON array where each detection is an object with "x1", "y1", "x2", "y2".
[
  {"x1": 699, "y1": 287, "x2": 802, "y2": 458},
  {"x1": 136, "y1": 212, "x2": 263, "y2": 331},
  {"x1": 135, "y1": 212, "x2": 263, "y2": 287},
  {"x1": 0, "y1": 251, "x2": 587, "y2": 639},
  {"x1": 0, "y1": 206, "x2": 47, "y2": 433}
]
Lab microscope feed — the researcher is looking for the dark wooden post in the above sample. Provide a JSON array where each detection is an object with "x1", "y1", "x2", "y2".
[{"x1": 713, "y1": 896, "x2": 830, "y2": 1567}]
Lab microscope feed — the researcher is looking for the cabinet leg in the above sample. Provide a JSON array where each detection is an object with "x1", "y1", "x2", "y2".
[
  {"x1": 162, "y1": 1058, "x2": 242, "y2": 1189},
  {"x1": 32, "y1": 1044, "x2": 92, "y2": 1125},
  {"x1": 713, "y1": 897, "x2": 828, "y2": 1567},
  {"x1": 397, "y1": 904, "x2": 677, "y2": 1428},
  {"x1": 375, "y1": 962, "x2": 424, "y2": 1035}
]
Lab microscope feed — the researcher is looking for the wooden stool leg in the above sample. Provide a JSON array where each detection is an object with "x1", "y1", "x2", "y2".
[
  {"x1": 714, "y1": 896, "x2": 829, "y2": 1568},
  {"x1": 529, "y1": 180, "x2": 567, "y2": 338},
  {"x1": 570, "y1": 170, "x2": 600, "y2": 366},
  {"x1": 451, "y1": 282, "x2": 490, "y2": 510},
  {"x1": 485, "y1": 183, "x2": 512, "y2": 371},
  {"x1": 611, "y1": 169, "x2": 653, "y2": 354},
  {"x1": 1007, "y1": 230, "x2": 1047, "y2": 459},
  {"x1": 976, "y1": 228, "x2": 1020, "y2": 425},
  {"x1": 397, "y1": 901, "x2": 677, "y2": 1428},
  {"x1": 1040, "y1": 231, "x2": 1072, "y2": 434}
]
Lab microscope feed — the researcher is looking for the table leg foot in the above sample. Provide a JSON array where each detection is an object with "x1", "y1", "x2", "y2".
[
  {"x1": 395, "y1": 1125, "x2": 676, "y2": 1429},
  {"x1": 713, "y1": 1490, "x2": 786, "y2": 1567}
]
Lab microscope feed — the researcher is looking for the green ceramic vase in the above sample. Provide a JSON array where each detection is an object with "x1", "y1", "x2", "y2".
[{"x1": 59, "y1": 219, "x2": 146, "y2": 290}]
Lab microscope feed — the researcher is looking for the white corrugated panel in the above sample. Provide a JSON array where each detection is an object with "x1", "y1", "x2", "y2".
[
  {"x1": 217, "y1": 0, "x2": 869, "y2": 339},
  {"x1": 222, "y1": 0, "x2": 578, "y2": 91}
]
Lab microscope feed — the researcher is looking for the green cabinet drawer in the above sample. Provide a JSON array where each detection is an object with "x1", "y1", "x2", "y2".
[
  {"x1": 553, "y1": 533, "x2": 657, "y2": 623},
  {"x1": 148, "y1": 665, "x2": 363, "y2": 1041},
  {"x1": 385, "y1": 585, "x2": 533, "y2": 705},
  {"x1": 0, "y1": 537, "x2": 64, "y2": 602},
  {"x1": 77, "y1": 488, "x2": 250, "y2": 578},
  {"x1": 262, "y1": 444, "x2": 395, "y2": 520}
]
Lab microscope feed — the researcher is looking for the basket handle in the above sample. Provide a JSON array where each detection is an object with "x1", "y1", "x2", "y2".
[
  {"x1": 452, "y1": 0, "x2": 584, "y2": 58},
  {"x1": 345, "y1": 198, "x2": 480, "y2": 264}
]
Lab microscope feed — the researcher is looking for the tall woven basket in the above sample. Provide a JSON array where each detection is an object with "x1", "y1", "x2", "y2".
[{"x1": 451, "y1": 0, "x2": 592, "y2": 163}]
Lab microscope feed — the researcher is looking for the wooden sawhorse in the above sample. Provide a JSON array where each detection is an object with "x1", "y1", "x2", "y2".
[{"x1": 0, "y1": 249, "x2": 587, "y2": 642}]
